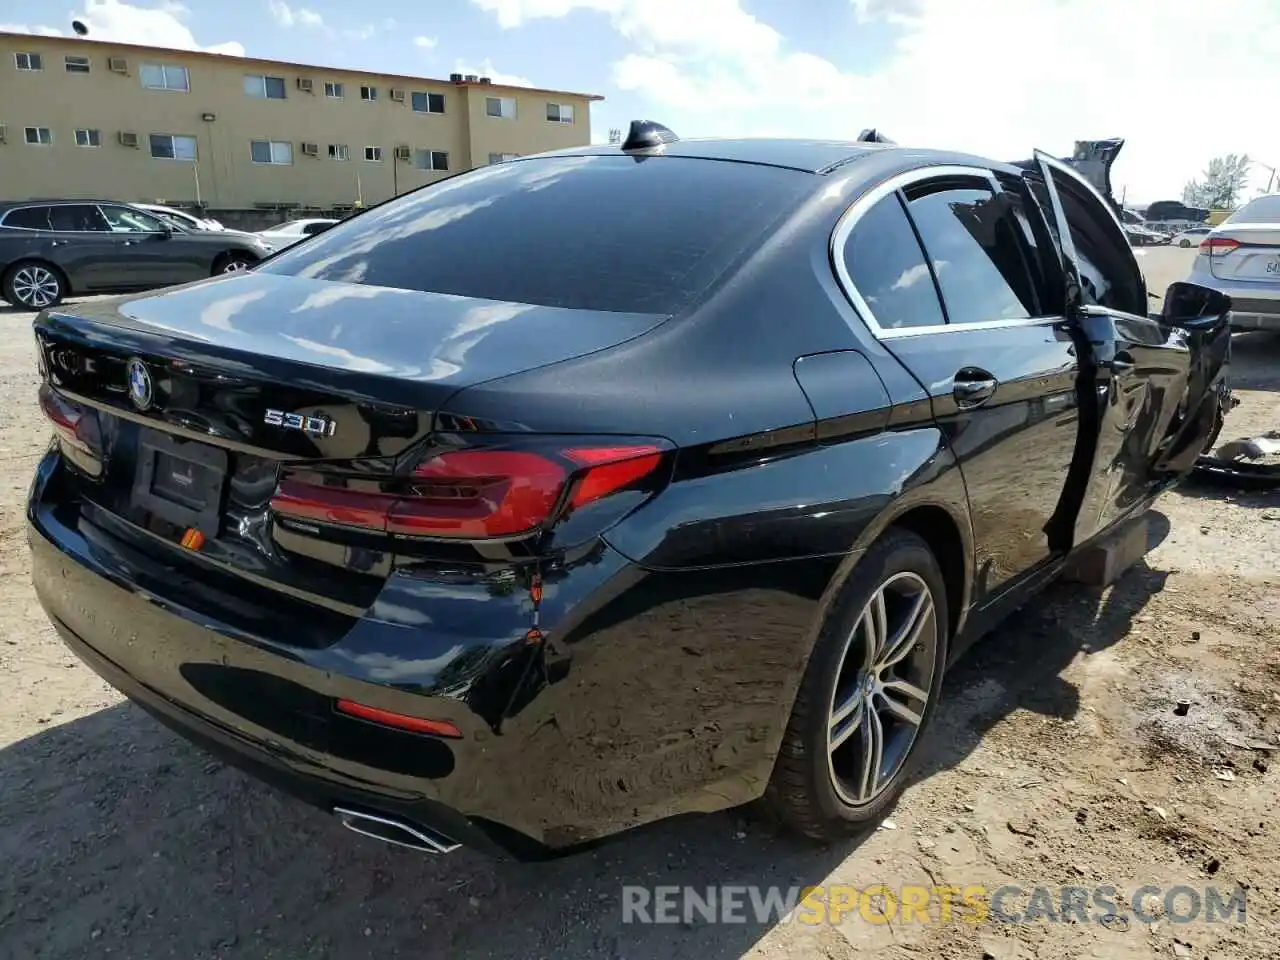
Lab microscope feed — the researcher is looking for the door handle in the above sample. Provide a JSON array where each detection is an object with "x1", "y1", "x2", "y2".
[{"x1": 952, "y1": 368, "x2": 998, "y2": 408}]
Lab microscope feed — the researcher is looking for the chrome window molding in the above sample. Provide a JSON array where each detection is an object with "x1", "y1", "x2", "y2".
[
  {"x1": 0, "y1": 203, "x2": 165, "y2": 234},
  {"x1": 830, "y1": 164, "x2": 1061, "y2": 340}
]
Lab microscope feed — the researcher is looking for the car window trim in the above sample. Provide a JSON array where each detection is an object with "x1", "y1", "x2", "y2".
[
  {"x1": 0, "y1": 206, "x2": 55, "y2": 231},
  {"x1": 831, "y1": 164, "x2": 1063, "y2": 340}
]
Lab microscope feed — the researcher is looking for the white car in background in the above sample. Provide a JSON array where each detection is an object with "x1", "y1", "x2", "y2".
[
  {"x1": 1170, "y1": 225, "x2": 1213, "y2": 248},
  {"x1": 255, "y1": 217, "x2": 339, "y2": 249},
  {"x1": 135, "y1": 203, "x2": 226, "y2": 232}
]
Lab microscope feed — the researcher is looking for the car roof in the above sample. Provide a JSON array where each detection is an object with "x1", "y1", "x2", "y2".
[
  {"x1": 0, "y1": 198, "x2": 147, "y2": 212},
  {"x1": 531, "y1": 138, "x2": 899, "y2": 174}
]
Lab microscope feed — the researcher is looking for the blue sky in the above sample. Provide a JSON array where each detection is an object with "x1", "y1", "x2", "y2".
[{"x1": 4, "y1": 0, "x2": 1280, "y2": 202}]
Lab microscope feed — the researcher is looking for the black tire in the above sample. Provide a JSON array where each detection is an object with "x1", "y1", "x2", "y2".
[
  {"x1": 213, "y1": 253, "x2": 256, "y2": 276},
  {"x1": 763, "y1": 528, "x2": 949, "y2": 842},
  {"x1": 1180, "y1": 239, "x2": 1192, "y2": 248},
  {"x1": 2, "y1": 260, "x2": 66, "y2": 310}
]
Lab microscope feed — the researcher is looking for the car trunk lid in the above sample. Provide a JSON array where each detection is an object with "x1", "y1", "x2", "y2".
[{"x1": 35, "y1": 274, "x2": 669, "y2": 623}]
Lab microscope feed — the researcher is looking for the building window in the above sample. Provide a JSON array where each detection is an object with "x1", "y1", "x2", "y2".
[
  {"x1": 324, "y1": 81, "x2": 344, "y2": 98},
  {"x1": 64, "y1": 55, "x2": 91, "y2": 74},
  {"x1": 14, "y1": 52, "x2": 43, "y2": 71},
  {"x1": 488, "y1": 152, "x2": 519, "y2": 164},
  {"x1": 360, "y1": 85, "x2": 377, "y2": 101},
  {"x1": 244, "y1": 74, "x2": 287, "y2": 99},
  {"x1": 364, "y1": 145, "x2": 383, "y2": 162},
  {"x1": 414, "y1": 149, "x2": 449, "y2": 171},
  {"x1": 250, "y1": 139, "x2": 293, "y2": 164},
  {"x1": 546, "y1": 102, "x2": 574, "y2": 124},
  {"x1": 410, "y1": 91, "x2": 445, "y2": 114},
  {"x1": 149, "y1": 134, "x2": 198, "y2": 160},
  {"x1": 140, "y1": 63, "x2": 190, "y2": 92},
  {"x1": 328, "y1": 144, "x2": 350, "y2": 161},
  {"x1": 74, "y1": 128, "x2": 101, "y2": 147},
  {"x1": 24, "y1": 126, "x2": 53, "y2": 146},
  {"x1": 485, "y1": 96, "x2": 517, "y2": 119}
]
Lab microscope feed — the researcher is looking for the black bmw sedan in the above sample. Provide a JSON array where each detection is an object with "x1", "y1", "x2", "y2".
[
  {"x1": 27, "y1": 125, "x2": 1231, "y2": 859},
  {"x1": 0, "y1": 199, "x2": 271, "y2": 310}
]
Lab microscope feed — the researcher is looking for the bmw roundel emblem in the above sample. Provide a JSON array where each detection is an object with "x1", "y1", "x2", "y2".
[{"x1": 126, "y1": 358, "x2": 153, "y2": 411}]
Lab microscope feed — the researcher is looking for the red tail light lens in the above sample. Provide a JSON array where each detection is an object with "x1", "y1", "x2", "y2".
[
  {"x1": 1200, "y1": 236, "x2": 1239, "y2": 256},
  {"x1": 38, "y1": 383, "x2": 100, "y2": 455},
  {"x1": 565, "y1": 446, "x2": 666, "y2": 509},
  {"x1": 390, "y1": 450, "x2": 568, "y2": 538},
  {"x1": 270, "y1": 439, "x2": 669, "y2": 540}
]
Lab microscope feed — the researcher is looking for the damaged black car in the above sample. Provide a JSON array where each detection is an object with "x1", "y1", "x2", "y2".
[{"x1": 27, "y1": 124, "x2": 1232, "y2": 859}]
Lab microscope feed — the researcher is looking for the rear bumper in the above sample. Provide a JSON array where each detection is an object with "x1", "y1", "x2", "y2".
[
  {"x1": 1185, "y1": 264, "x2": 1280, "y2": 331},
  {"x1": 44, "y1": 606, "x2": 525, "y2": 859},
  {"x1": 28, "y1": 450, "x2": 810, "y2": 857},
  {"x1": 1226, "y1": 300, "x2": 1280, "y2": 332}
]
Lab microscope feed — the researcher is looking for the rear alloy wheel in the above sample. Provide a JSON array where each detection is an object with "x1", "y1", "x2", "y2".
[
  {"x1": 827, "y1": 571, "x2": 937, "y2": 807},
  {"x1": 763, "y1": 529, "x2": 948, "y2": 841},
  {"x1": 4, "y1": 262, "x2": 65, "y2": 310}
]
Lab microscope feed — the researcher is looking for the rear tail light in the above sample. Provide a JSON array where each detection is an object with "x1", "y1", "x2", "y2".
[
  {"x1": 1200, "y1": 236, "x2": 1239, "y2": 256},
  {"x1": 271, "y1": 438, "x2": 671, "y2": 540},
  {"x1": 38, "y1": 383, "x2": 100, "y2": 456}
]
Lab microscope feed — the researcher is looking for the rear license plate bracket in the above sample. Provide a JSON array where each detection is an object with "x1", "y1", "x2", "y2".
[{"x1": 130, "y1": 430, "x2": 228, "y2": 538}]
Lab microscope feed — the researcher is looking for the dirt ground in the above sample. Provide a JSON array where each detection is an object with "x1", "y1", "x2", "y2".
[{"x1": 1, "y1": 247, "x2": 1278, "y2": 960}]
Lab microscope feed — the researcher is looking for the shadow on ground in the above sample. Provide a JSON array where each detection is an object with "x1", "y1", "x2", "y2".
[{"x1": 0, "y1": 516, "x2": 1174, "y2": 960}]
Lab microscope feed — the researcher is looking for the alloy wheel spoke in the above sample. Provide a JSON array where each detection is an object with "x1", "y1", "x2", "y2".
[
  {"x1": 829, "y1": 692, "x2": 864, "y2": 752},
  {"x1": 857, "y1": 704, "x2": 885, "y2": 801},
  {"x1": 863, "y1": 589, "x2": 889, "y2": 668},
  {"x1": 879, "y1": 679, "x2": 928, "y2": 726},
  {"x1": 877, "y1": 591, "x2": 933, "y2": 670}
]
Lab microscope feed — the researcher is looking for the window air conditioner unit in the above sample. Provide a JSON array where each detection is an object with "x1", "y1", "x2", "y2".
[
  {"x1": 393, "y1": 145, "x2": 411, "y2": 160},
  {"x1": 297, "y1": 77, "x2": 314, "y2": 93},
  {"x1": 301, "y1": 141, "x2": 319, "y2": 156},
  {"x1": 390, "y1": 88, "x2": 406, "y2": 102},
  {"x1": 108, "y1": 57, "x2": 128, "y2": 74},
  {"x1": 118, "y1": 130, "x2": 139, "y2": 148}
]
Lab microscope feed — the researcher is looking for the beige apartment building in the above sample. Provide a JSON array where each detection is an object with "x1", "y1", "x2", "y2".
[{"x1": 0, "y1": 31, "x2": 600, "y2": 211}]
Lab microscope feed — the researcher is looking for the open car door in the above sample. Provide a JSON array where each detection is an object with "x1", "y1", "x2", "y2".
[{"x1": 1030, "y1": 149, "x2": 1202, "y2": 547}]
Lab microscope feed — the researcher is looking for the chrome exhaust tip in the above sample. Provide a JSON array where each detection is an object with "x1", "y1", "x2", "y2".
[{"x1": 333, "y1": 807, "x2": 461, "y2": 854}]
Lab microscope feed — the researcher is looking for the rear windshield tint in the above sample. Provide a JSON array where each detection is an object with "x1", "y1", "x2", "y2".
[
  {"x1": 1227, "y1": 195, "x2": 1280, "y2": 224},
  {"x1": 259, "y1": 155, "x2": 813, "y2": 314}
]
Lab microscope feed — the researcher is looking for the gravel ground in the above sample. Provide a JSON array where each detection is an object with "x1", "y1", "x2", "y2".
[{"x1": 1, "y1": 247, "x2": 1278, "y2": 960}]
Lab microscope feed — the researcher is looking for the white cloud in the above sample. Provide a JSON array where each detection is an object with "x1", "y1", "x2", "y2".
[
  {"x1": 454, "y1": 58, "x2": 533, "y2": 87},
  {"x1": 0, "y1": 23, "x2": 65, "y2": 36},
  {"x1": 268, "y1": 0, "x2": 325, "y2": 29},
  {"x1": 413, "y1": 35, "x2": 438, "y2": 49},
  {"x1": 62, "y1": 0, "x2": 244, "y2": 55},
  {"x1": 471, "y1": 0, "x2": 1280, "y2": 202}
]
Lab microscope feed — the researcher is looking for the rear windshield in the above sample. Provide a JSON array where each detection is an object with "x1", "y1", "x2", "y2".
[
  {"x1": 259, "y1": 155, "x2": 813, "y2": 314},
  {"x1": 1227, "y1": 195, "x2": 1280, "y2": 224}
]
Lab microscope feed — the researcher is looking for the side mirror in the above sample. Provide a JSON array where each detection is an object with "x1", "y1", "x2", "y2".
[{"x1": 1160, "y1": 281, "x2": 1231, "y2": 330}]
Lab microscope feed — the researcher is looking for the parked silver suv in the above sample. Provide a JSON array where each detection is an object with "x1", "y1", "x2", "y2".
[{"x1": 1187, "y1": 194, "x2": 1280, "y2": 331}]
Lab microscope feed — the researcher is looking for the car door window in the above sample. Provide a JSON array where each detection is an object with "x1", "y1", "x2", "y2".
[
  {"x1": 839, "y1": 193, "x2": 945, "y2": 330},
  {"x1": 48, "y1": 205, "x2": 112, "y2": 232},
  {"x1": 2, "y1": 206, "x2": 53, "y2": 230},
  {"x1": 1045, "y1": 172, "x2": 1146, "y2": 317},
  {"x1": 904, "y1": 179, "x2": 1038, "y2": 325},
  {"x1": 100, "y1": 206, "x2": 167, "y2": 233}
]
